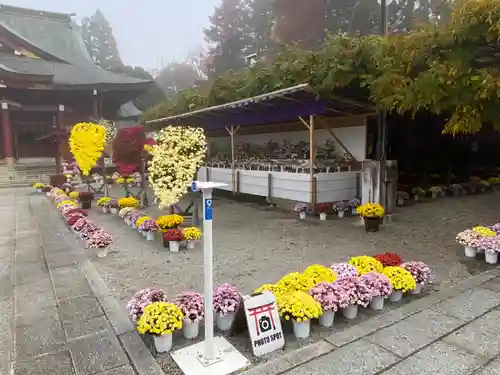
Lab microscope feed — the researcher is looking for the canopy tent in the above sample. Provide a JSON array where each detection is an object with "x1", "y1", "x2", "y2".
[
  {"x1": 145, "y1": 84, "x2": 374, "y2": 131},
  {"x1": 145, "y1": 84, "x2": 375, "y2": 204}
]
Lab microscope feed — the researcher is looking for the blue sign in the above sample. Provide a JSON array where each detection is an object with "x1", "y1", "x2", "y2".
[
  {"x1": 191, "y1": 181, "x2": 198, "y2": 192},
  {"x1": 204, "y1": 198, "x2": 213, "y2": 220}
]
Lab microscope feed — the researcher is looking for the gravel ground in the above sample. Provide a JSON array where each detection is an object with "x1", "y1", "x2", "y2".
[{"x1": 83, "y1": 186, "x2": 500, "y2": 373}]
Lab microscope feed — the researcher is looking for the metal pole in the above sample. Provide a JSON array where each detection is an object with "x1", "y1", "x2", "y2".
[{"x1": 202, "y1": 188, "x2": 215, "y2": 360}]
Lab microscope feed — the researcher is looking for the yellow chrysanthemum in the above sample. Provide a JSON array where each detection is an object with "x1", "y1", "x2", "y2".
[
  {"x1": 277, "y1": 291, "x2": 322, "y2": 322},
  {"x1": 183, "y1": 227, "x2": 202, "y2": 240},
  {"x1": 156, "y1": 215, "x2": 184, "y2": 231},
  {"x1": 136, "y1": 302, "x2": 184, "y2": 336},
  {"x1": 472, "y1": 226, "x2": 496, "y2": 237},
  {"x1": 349, "y1": 256, "x2": 384, "y2": 275},
  {"x1": 383, "y1": 266, "x2": 417, "y2": 293},
  {"x1": 118, "y1": 197, "x2": 139, "y2": 209},
  {"x1": 69, "y1": 122, "x2": 106, "y2": 176}
]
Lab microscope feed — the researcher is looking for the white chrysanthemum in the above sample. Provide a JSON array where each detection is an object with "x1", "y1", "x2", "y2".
[{"x1": 148, "y1": 126, "x2": 207, "y2": 208}]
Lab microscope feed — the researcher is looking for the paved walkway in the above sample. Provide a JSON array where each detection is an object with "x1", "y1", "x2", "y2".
[
  {"x1": 1, "y1": 189, "x2": 164, "y2": 375},
  {"x1": 245, "y1": 269, "x2": 500, "y2": 375}
]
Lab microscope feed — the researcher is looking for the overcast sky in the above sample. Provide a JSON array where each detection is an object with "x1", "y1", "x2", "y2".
[{"x1": 5, "y1": 0, "x2": 220, "y2": 70}]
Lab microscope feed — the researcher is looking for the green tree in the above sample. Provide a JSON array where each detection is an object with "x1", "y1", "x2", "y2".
[
  {"x1": 82, "y1": 10, "x2": 123, "y2": 70},
  {"x1": 204, "y1": 0, "x2": 253, "y2": 74}
]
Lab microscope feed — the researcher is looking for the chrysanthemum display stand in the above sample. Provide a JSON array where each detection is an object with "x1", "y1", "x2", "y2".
[{"x1": 171, "y1": 181, "x2": 249, "y2": 375}]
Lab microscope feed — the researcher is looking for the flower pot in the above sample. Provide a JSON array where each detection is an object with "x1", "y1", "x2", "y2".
[
  {"x1": 414, "y1": 195, "x2": 419, "y2": 202},
  {"x1": 369, "y1": 296, "x2": 384, "y2": 311},
  {"x1": 169, "y1": 241, "x2": 179, "y2": 253},
  {"x1": 351, "y1": 208, "x2": 357, "y2": 215},
  {"x1": 299, "y1": 211, "x2": 306, "y2": 220},
  {"x1": 154, "y1": 334, "x2": 172, "y2": 353},
  {"x1": 183, "y1": 318, "x2": 200, "y2": 339},
  {"x1": 81, "y1": 201, "x2": 91, "y2": 209},
  {"x1": 110, "y1": 207, "x2": 117, "y2": 215},
  {"x1": 464, "y1": 246, "x2": 477, "y2": 258},
  {"x1": 319, "y1": 212, "x2": 327, "y2": 221},
  {"x1": 132, "y1": 223, "x2": 136, "y2": 229},
  {"x1": 83, "y1": 241, "x2": 89, "y2": 249},
  {"x1": 364, "y1": 217, "x2": 382, "y2": 233},
  {"x1": 342, "y1": 305, "x2": 358, "y2": 320},
  {"x1": 485, "y1": 251, "x2": 498, "y2": 264},
  {"x1": 292, "y1": 319, "x2": 310, "y2": 338},
  {"x1": 96, "y1": 247, "x2": 108, "y2": 258},
  {"x1": 338, "y1": 211, "x2": 345, "y2": 219},
  {"x1": 397, "y1": 197, "x2": 404, "y2": 206},
  {"x1": 389, "y1": 290, "x2": 403, "y2": 302},
  {"x1": 431, "y1": 192, "x2": 438, "y2": 199},
  {"x1": 102, "y1": 207, "x2": 109, "y2": 213},
  {"x1": 216, "y1": 312, "x2": 235, "y2": 331},
  {"x1": 409, "y1": 283, "x2": 423, "y2": 295},
  {"x1": 46, "y1": 192, "x2": 51, "y2": 197},
  {"x1": 36, "y1": 188, "x2": 42, "y2": 194},
  {"x1": 186, "y1": 240, "x2": 196, "y2": 249},
  {"x1": 146, "y1": 232, "x2": 155, "y2": 241},
  {"x1": 319, "y1": 310, "x2": 335, "y2": 328}
]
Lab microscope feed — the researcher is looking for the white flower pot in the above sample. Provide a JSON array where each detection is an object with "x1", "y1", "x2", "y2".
[
  {"x1": 319, "y1": 212, "x2": 327, "y2": 221},
  {"x1": 342, "y1": 305, "x2": 358, "y2": 320},
  {"x1": 292, "y1": 319, "x2": 310, "y2": 338},
  {"x1": 183, "y1": 318, "x2": 200, "y2": 339},
  {"x1": 431, "y1": 192, "x2": 437, "y2": 199},
  {"x1": 102, "y1": 207, "x2": 109, "y2": 213},
  {"x1": 186, "y1": 240, "x2": 195, "y2": 249},
  {"x1": 132, "y1": 223, "x2": 136, "y2": 229},
  {"x1": 299, "y1": 211, "x2": 306, "y2": 220},
  {"x1": 154, "y1": 334, "x2": 172, "y2": 353},
  {"x1": 397, "y1": 197, "x2": 404, "y2": 206},
  {"x1": 485, "y1": 251, "x2": 498, "y2": 264},
  {"x1": 110, "y1": 207, "x2": 117, "y2": 214},
  {"x1": 96, "y1": 247, "x2": 108, "y2": 258},
  {"x1": 389, "y1": 290, "x2": 403, "y2": 302},
  {"x1": 409, "y1": 283, "x2": 423, "y2": 295},
  {"x1": 216, "y1": 312, "x2": 235, "y2": 331},
  {"x1": 351, "y1": 208, "x2": 357, "y2": 215},
  {"x1": 36, "y1": 188, "x2": 42, "y2": 193},
  {"x1": 146, "y1": 232, "x2": 155, "y2": 241},
  {"x1": 369, "y1": 296, "x2": 384, "y2": 311},
  {"x1": 83, "y1": 240, "x2": 89, "y2": 249},
  {"x1": 319, "y1": 310, "x2": 335, "y2": 328},
  {"x1": 414, "y1": 195, "x2": 419, "y2": 201},
  {"x1": 464, "y1": 246, "x2": 477, "y2": 258},
  {"x1": 169, "y1": 241, "x2": 179, "y2": 252},
  {"x1": 46, "y1": 192, "x2": 52, "y2": 197},
  {"x1": 338, "y1": 211, "x2": 345, "y2": 219}
]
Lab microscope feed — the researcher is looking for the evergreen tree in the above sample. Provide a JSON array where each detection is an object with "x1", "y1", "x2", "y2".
[{"x1": 82, "y1": 10, "x2": 123, "y2": 70}]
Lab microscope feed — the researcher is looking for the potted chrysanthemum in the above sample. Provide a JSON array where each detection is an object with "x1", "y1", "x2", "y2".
[
  {"x1": 334, "y1": 276, "x2": 372, "y2": 319},
  {"x1": 182, "y1": 227, "x2": 202, "y2": 249},
  {"x1": 294, "y1": 203, "x2": 309, "y2": 220},
  {"x1": 79, "y1": 223, "x2": 99, "y2": 249},
  {"x1": 356, "y1": 203, "x2": 385, "y2": 232},
  {"x1": 87, "y1": 230, "x2": 113, "y2": 258},
  {"x1": 476, "y1": 236, "x2": 500, "y2": 264},
  {"x1": 401, "y1": 261, "x2": 431, "y2": 294},
  {"x1": 309, "y1": 282, "x2": 345, "y2": 327},
  {"x1": 163, "y1": 229, "x2": 184, "y2": 252},
  {"x1": 330, "y1": 263, "x2": 358, "y2": 279},
  {"x1": 136, "y1": 302, "x2": 184, "y2": 353},
  {"x1": 127, "y1": 287, "x2": 168, "y2": 322},
  {"x1": 173, "y1": 292, "x2": 204, "y2": 339},
  {"x1": 138, "y1": 220, "x2": 158, "y2": 241},
  {"x1": 382, "y1": 266, "x2": 417, "y2": 302},
  {"x1": 349, "y1": 256, "x2": 384, "y2": 275},
  {"x1": 374, "y1": 252, "x2": 402, "y2": 267},
  {"x1": 213, "y1": 284, "x2": 240, "y2": 331},
  {"x1": 428, "y1": 186, "x2": 443, "y2": 198},
  {"x1": 78, "y1": 192, "x2": 94, "y2": 209},
  {"x1": 33, "y1": 182, "x2": 45, "y2": 193},
  {"x1": 105, "y1": 199, "x2": 119, "y2": 214},
  {"x1": 118, "y1": 197, "x2": 139, "y2": 210},
  {"x1": 333, "y1": 201, "x2": 349, "y2": 219},
  {"x1": 412, "y1": 187, "x2": 425, "y2": 201},
  {"x1": 97, "y1": 197, "x2": 112, "y2": 213},
  {"x1": 360, "y1": 272, "x2": 392, "y2": 310},
  {"x1": 277, "y1": 290, "x2": 322, "y2": 338},
  {"x1": 157, "y1": 214, "x2": 184, "y2": 231},
  {"x1": 136, "y1": 216, "x2": 152, "y2": 236},
  {"x1": 456, "y1": 229, "x2": 482, "y2": 258},
  {"x1": 348, "y1": 197, "x2": 361, "y2": 215}
]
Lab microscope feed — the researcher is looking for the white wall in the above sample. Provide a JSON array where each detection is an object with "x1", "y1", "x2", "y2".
[{"x1": 208, "y1": 125, "x2": 367, "y2": 161}]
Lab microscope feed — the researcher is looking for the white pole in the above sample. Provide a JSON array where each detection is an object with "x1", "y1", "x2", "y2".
[{"x1": 202, "y1": 188, "x2": 215, "y2": 360}]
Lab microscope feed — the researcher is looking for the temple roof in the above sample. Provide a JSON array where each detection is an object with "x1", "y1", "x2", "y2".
[{"x1": 0, "y1": 4, "x2": 153, "y2": 90}]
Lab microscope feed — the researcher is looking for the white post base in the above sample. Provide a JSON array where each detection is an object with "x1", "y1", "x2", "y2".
[{"x1": 171, "y1": 336, "x2": 249, "y2": 375}]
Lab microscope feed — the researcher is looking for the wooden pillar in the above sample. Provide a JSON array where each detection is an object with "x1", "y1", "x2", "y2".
[
  {"x1": 225, "y1": 125, "x2": 240, "y2": 194},
  {"x1": 309, "y1": 115, "x2": 316, "y2": 204},
  {"x1": 93, "y1": 89, "x2": 99, "y2": 119},
  {"x1": 1, "y1": 102, "x2": 14, "y2": 167},
  {"x1": 55, "y1": 105, "x2": 65, "y2": 173}
]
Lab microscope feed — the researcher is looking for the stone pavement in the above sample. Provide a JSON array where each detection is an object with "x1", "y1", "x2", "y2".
[
  {"x1": 244, "y1": 268, "x2": 500, "y2": 375},
  {"x1": 1, "y1": 189, "x2": 165, "y2": 375}
]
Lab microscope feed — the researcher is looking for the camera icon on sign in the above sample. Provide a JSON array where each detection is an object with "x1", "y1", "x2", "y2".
[{"x1": 258, "y1": 316, "x2": 272, "y2": 333}]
